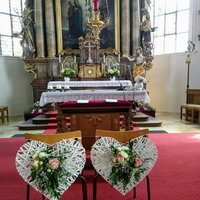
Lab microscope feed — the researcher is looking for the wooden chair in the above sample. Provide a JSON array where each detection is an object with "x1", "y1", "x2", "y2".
[
  {"x1": 24, "y1": 131, "x2": 87, "y2": 200},
  {"x1": 93, "y1": 129, "x2": 150, "y2": 200},
  {"x1": 180, "y1": 104, "x2": 195, "y2": 121},
  {"x1": 0, "y1": 106, "x2": 9, "y2": 123}
]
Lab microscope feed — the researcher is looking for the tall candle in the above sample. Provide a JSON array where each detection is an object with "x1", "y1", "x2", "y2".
[
  {"x1": 74, "y1": 56, "x2": 76, "y2": 63},
  {"x1": 93, "y1": 0, "x2": 99, "y2": 11},
  {"x1": 118, "y1": 54, "x2": 120, "y2": 62},
  {"x1": 103, "y1": 55, "x2": 105, "y2": 63},
  {"x1": 59, "y1": 55, "x2": 61, "y2": 63}
]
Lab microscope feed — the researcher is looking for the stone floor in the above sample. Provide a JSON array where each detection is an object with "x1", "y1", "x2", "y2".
[{"x1": 0, "y1": 112, "x2": 199, "y2": 138}]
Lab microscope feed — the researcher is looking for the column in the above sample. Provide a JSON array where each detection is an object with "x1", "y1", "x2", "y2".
[
  {"x1": 34, "y1": 0, "x2": 45, "y2": 57},
  {"x1": 45, "y1": 0, "x2": 56, "y2": 57},
  {"x1": 131, "y1": 0, "x2": 140, "y2": 54},
  {"x1": 121, "y1": 0, "x2": 130, "y2": 55}
]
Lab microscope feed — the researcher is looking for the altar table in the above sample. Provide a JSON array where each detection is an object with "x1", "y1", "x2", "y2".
[
  {"x1": 57, "y1": 100, "x2": 133, "y2": 149},
  {"x1": 48, "y1": 80, "x2": 133, "y2": 88},
  {"x1": 39, "y1": 89, "x2": 150, "y2": 107}
]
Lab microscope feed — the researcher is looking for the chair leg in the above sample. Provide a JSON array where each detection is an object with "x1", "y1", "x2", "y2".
[
  {"x1": 180, "y1": 106, "x2": 182, "y2": 119},
  {"x1": 93, "y1": 171, "x2": 100, "y2": 200},
  {"x1": 133, "y1": 187, "x2": 136, "y2": 198},
  {"x1": 146, "y1": 176, "x2": 151, "y2": 200},
  {"x1": 27, "y1": 184, "x2": 30, "y2": 200},
  {"x1": 79, "y1": 174, "x2": 88, "y2": 200}
]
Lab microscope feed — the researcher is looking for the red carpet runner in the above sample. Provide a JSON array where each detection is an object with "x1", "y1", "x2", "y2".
[{"x1": 0, "y1": 133, "x2": 200, "y2": 199}]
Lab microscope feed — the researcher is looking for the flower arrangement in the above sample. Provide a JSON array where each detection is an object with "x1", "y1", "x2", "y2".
[
  {"x1": 132, "y1": 100, "x2": 156, "y2": 111},
  {"x1": 33, "y1": 101, "x2": 40, "y2": 111},
  {"x1": 61, "y1": 68, "x2": 75, "y2": 78},
  {"x1": 108, "y1": 68, "x2": 120, "y2": 78},
  {"x1": 134, "y1": 75, "x2": 146, "y2": 83},
  {"x1": 30, "y1": 147, "x2": 71, "y2": 199},
  {"x1": 109, "y1": 141, "x2": 148, "y2": 189}
]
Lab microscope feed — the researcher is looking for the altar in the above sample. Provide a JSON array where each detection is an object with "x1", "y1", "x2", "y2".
[
  {"x1": 39, "y1": 89, "x2": 150, "y2": 107},
  {"x1": 47, "y1": 80, "x2": 133, "y2": 89}
]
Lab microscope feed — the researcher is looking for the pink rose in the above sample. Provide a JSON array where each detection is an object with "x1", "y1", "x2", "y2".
[
  {"x1": 134, "y1": 157, "x2": 143, "y2": 168},
  {"x1": 49, "y1": 158, "x2": 60, "y2": 170},
  {"x1": 117, "y1": 153, "x2": 125, "y2": 163}
]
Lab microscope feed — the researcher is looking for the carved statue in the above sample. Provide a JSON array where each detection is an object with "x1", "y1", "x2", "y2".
[
  {"x1": 123, "y1": 47, "x2": 146, "y2": 77},
  {"x1": 20, "y1": 0, "x2": 36, "y2": 58}
]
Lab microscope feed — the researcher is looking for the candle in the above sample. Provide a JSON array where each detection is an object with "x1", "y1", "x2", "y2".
[
  {"x1": 57, "y1": 85, "x2": 61, "y2": 90},
  {"x1": 93, "y1": 0, "x2": 99, "y2": 11},
  {"x1": 103, "y1": 55, "x2": 105, "y2": 63},
  {"x1": 118, "y1": 54, "x2": 120, "y2": 62},
  {"x1": 47, "y1": 85, "x2": 53, "y2": 90},
  {"x1": 64, "y1": 85, "x2": 70, "y2": 90},
  {"x1": 59, "y1": 55, "x2": 61, "y2": 63},
  {"x1": 74, "y1": 56, "x2": 76, "y2": 63}
]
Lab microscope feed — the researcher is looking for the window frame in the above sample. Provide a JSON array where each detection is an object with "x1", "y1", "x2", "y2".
[
  {"x1": 0, "y1": 0, "x2": 24, "y2": 57},
  {"x1": 152, "y1": 0, "x2": 191, "y2": 55}
]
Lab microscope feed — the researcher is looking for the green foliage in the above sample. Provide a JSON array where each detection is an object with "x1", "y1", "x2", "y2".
[
  {"x1": 30, "y1": 147, "x2": 71, "y2": 199},
  {"x1": 132, "y1": 100, "x2": 156, "y2": 111},
  {"x1": 143, "y1": 104, "x2": 156, "y2": 111},
  {"x1": 108, "y1": 68, "x2": 120, "y2": 77},
  {"x1": 109, "y1": 141, "x2": 147, "y2": 189},
  {"x1": 61, "y1": 68, "x2": 76, "y2": 78},
  {"x1": 24, "y1": 107, "x2": 34, "y2": 115}
]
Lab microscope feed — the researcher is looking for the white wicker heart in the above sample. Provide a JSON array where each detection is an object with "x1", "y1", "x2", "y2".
[
  {"x1": 91, "y1": 136, "x2": 158, "y2": 195},
  {"x1": 16, "y1": 139, "x2": 86, "y2": 200}
]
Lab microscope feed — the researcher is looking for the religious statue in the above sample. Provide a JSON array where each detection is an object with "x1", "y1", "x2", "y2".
[
  {"x1": 123, "y1": 47, "x2": 146, "y2": 77},
  {"x1": 141, "y1": 8, "x2": 151, "y2": 44},
  {"x1": 20, "y1": 0, "x2": 36, "y2": 58}
]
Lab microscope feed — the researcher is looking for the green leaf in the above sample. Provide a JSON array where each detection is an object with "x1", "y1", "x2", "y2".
[{"x1": 30, "y1": 171, "x2": 37, "y2": 182}]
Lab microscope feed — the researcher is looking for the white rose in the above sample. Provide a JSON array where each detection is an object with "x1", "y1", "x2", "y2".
[
  {"x1": 120, "y1": 151, "x2": 129, "y2": 159},
  {"x1": 32, "y1": 151, "x2": 40, "y2": 159},
  {"x1": 39, "y1": 152, "x2": 48, "y2": 158},
  {"x1": 121, "y1": 146, "x2": 129, "y2": 151}
]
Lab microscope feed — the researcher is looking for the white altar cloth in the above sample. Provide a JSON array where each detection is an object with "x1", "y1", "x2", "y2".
[
  {"x1": 48, "y1": 80, "x2": 133, "y2": 88},
  {"x1": 40, "y1": 89, "x2": 150, "y2": 106}
]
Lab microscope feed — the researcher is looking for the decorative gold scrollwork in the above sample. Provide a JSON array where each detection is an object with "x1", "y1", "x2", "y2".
[{"x1": 24, "y1": 64, "x2": 37, "y2": 79}]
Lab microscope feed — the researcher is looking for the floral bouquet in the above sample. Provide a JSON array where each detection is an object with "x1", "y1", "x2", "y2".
[
  {"x1": 33, "y1": 101, "x2": 40, "y2": 111},
  {"x1": 30, "y1": 147, "x2": 71, "y2": 199},
  {"x1": 134, "y1": 75, "x2": 146, "y2": 83},
  {"x1": 108, "y1": 68, "x2": 120, "y2": 78},
  {"x1": 109, "y1": 141, "x2": 148, "y2": 189},
  {"x1": 61, "y1": 68, "x2": 75, "y2": 78}
]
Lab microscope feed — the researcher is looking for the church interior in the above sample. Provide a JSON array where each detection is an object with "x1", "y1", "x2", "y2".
[{"x1": 0, "y1": 0, "x2": 200, "y2": 200}]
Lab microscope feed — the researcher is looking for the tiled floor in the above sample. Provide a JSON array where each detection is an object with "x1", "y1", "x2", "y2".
[{"x1": 0, "y1": 112, "x2": 199, "y2": 138}]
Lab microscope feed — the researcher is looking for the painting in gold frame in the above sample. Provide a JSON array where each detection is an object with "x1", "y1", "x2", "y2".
[{"x1": 56, "y1": 0, "x2": 120, "y2": 54}]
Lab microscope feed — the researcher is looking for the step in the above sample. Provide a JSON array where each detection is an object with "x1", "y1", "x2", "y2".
[
  {"x1": 45, "y1": 110, "x2": 58, "y2": 118},
  {"x1": 133, "y1": 116, "x2": 162, "y2": 127},
  {"x1": 32, "y1": 115, "x2": 70, "y2": 124},
  {"x1": 18, "y1": 119, "x2": 58, "y2": 130},
  {"x1": 133, "y1": 112, "x2": 148, "y2": 122}
]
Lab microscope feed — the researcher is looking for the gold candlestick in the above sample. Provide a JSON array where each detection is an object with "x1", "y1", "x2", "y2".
[{"x1": 88, "y1": 11, "x2": 105, "y2": 41}]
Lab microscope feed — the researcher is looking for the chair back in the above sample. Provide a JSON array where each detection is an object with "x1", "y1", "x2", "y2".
[
  {"x1": 25, "y1": 130, "x2": 82, "y2": 145},
  {"x1": 95, "y1": 129, "x2": 149, "y2": 143}
]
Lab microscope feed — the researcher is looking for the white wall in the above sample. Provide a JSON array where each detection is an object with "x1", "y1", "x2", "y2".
[
  {"x1": 146, "y1": 0, "x2": 200, "y2": 113},
  {"x1": 146, "y1": 52, "x2": 200, "y2": 113},
  {"x1": 0, "y1": 56, "x2": 34, "y2": 116}
]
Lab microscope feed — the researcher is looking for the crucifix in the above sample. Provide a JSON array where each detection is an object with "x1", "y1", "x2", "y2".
[{"x1": 86, "y1": 41, "x2": 93, "y2": 63}]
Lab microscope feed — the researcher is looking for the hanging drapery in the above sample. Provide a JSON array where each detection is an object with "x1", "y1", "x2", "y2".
[
  {"x1": 45, "y1": 0, "x2": 56, "y2": 57},
  {"x1": 121, "y1": 0, "x2": 130, "y2": 55},
  {"x1": 34, "y1": 0, "x2": 45, "y2": 57},
  {"x1": 131, "y1": 0, "x2": 140, "y2": 55}
]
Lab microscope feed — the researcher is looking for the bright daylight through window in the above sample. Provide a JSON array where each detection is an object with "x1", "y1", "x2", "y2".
[
  {"x1": 0, "y1": 0, "x2": 25, "y2": 57},
  {"x1": 152, "y1": 0, "x2": 190, "y2": 55}
]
